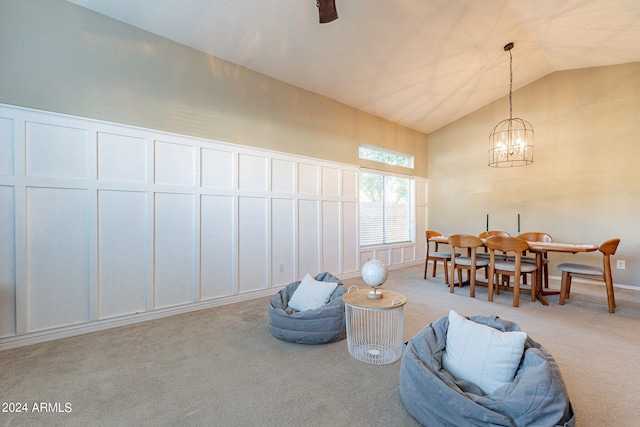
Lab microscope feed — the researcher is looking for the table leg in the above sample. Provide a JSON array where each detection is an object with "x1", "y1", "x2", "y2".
[
  {"x1": 534, "y1": 250, "x2": 564, "y2": 304},
  {"x1": 534, "y1": 252, "x2": 549, "y2": 306},
  {"x1": 538, "y1": 249, "x2": 562, "y2": 299}
]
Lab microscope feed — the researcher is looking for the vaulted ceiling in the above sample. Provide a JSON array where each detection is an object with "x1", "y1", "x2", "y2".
[{"x1": 67, "y1": 0, "x2": 640, "y2": 133}]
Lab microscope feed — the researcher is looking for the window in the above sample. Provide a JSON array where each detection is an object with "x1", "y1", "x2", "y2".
[
  {"x1": 359, "y1": 170, "x2": 413, "y2": 246},
  {"x1": 359, "y1": 144, "x2": 414, "y2": 168}
]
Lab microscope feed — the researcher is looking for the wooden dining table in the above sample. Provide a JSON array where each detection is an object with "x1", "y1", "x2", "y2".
[
  {"x1": 525, "y1": 241, "x2": 598, "y2": 305},
  {"x1": 430, "y1": 235, "x2": 599, "y2": 305}
]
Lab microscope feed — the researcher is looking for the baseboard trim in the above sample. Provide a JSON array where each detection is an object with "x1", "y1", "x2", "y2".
[{"x1": 0, "y1": 286, "x2": 287, "y2": 351}]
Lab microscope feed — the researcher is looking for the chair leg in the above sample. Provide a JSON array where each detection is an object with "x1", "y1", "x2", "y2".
[
  {"x1": 432, "y1": 259, "x2": 437, "y2": 278},
  {"x1": 423, "y1": 255, "x2": 429, "y2": 279},
  {"x1": 487, "y1": 268, "x2": 494, "y2": 302},
  {"x1": 531, "y1": 271, "x2": 536, "y2": 302},
  {"x1": 443, "y1": 260, "x2": 449, "y2": 284},
  {"x1": 513, "y1": 274, "x2": 520, "y2": 308},
  {"x1": 469, "y1": 269, "x2": 476, "y2": 298},
  {"x1": 605, "y1": 273, "x2": 616, "y2": 313},
  {"x1": 559, "y1": 271, "x2": 570, "y2": 305},
  {"x1": 449, "y1": 265, "x2": 456, "y2": 293}
]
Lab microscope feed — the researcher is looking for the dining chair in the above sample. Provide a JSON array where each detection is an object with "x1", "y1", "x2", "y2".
[
  {"x1": 485, "y1": 236, "x2": 538, "y2": 307},
  {"x1": 447, "y1": 234, "x2": 490, "y2": 297},
  {"x1": 477, "y1": 230, "x2": 510, "y2": 259},
  {"x1": 477, "y1": 230, "x2": 510, "y2": 285},
  {"x1": 424, "y1": 230, "x2": 455, "y2": 284},
  {"x1": 518, "y1": 231, "x2": 553, "y2": 289},
  {"x1": 557, "y1": 238, "x2": 620, "y2": 313}
]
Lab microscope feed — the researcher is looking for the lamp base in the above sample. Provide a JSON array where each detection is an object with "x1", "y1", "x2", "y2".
[{"x1": 367, "y1": 289, "x2": 383, "y2": 299}]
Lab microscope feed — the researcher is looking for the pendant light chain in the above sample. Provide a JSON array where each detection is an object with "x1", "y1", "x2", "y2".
[{"x1": 509, "y1": 47, "x2": 513, "y2": 121}]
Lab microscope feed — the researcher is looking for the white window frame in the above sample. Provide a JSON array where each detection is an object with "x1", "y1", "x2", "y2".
[{"x1": 359, "y1": 168, "x2": 415, "y2": 248}]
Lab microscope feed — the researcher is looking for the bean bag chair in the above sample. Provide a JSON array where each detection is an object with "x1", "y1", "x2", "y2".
[
  {"x1": 399, "y1": 312, "x2": 575, "y2": 427},
  {"x1": 268, "y1": 272, "x2": 346, "y2": 344}
]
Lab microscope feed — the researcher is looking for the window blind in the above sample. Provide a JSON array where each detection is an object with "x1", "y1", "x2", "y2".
[{"x1": 360, "y1": 171, "x2": 411, "y2": 246}]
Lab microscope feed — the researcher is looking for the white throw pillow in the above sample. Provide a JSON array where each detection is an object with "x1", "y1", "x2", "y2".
[
  {"x1": 287, "y1": 274, "x2": 338, "y2": 312},
  {"x1": 442, "y1": 310, "x2": 527, "y2": 395}
]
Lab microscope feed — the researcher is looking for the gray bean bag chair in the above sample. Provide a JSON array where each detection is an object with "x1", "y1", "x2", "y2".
[
  {"x1": 268, "y1": 272, "x2": 346, "y2": 344},
  {"x1": 400, "y1": 314, "x2": 575, "y2": 427}
]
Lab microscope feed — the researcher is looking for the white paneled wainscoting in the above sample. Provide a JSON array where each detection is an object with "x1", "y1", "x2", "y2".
[{"x1": 0, "y1": 104, "x2": 427, "y2": 349}]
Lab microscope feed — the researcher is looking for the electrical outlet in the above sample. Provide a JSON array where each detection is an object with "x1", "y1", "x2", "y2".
[
  {"x1": 616, "y1": 260, "x2": 626, "y2": 270},
  {"x1": 278, "y1": 264, "x2": 284, "y2": 273}
]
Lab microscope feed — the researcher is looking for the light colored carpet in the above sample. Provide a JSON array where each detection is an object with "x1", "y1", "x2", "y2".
[{"x1": 1, "y1": 265, "x2": 639, "y2": 426}]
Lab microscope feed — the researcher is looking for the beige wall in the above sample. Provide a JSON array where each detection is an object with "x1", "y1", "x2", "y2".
[
  {"x1": 0, "y1": 0, "x2": 427, "y2": 177},
  {"x1": 428, "y1": 62, "x2": 640, "y2": 287}
]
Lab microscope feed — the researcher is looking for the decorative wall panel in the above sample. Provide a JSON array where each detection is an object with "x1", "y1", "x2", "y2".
[
  {"x1": 298, "y1": 199, "x2": 320, "y2": 275},
  {"x1": 298, "y1": 163, "x2": 319, "y2": 195},
  {"x1": 154, "y1": 192, "x2": 195, "y2": 308},
  {"x1": 26, "y1": 122, "x2": 88, "y2": 179},
  {"x1": 271, "y1": 198, "x2": 295, "y2": 285},
  {"x1": 155, "y1": 140, "x2": 196, "y2": 186},
  {"x1": 98, "y1": 190, "x2": 148, "y2": 318},
  {"x1": 0, "y1": 117, "x2": 14, "y2": 175},
  {"x1": 360, "y1": 251, "x2": 374, "y2": 267},
  {"x1": 342, "y1": 202, "x2": 359, "y2": 273},
  {"x1": 0, "y1": 186, "x2": 16, "y2": 336},
  {"x1": 201, "y1": 195, "x2": 235, "y2": 299},
  {"x1": 239, "y1": 153, "x2": 267, "y2": 192},
  {"x1": 27, "y1": 187, "x2": 90, "y2": 331},
  {"x1": 322, "y1": 201, "x2": 341, "y2": 274},
  {"x1": 98, "y1": 132, "x2": 147, "y2": 183},
  {"x1": 322, "y1": 167, "x2": 341, "y2": 197},
  {"x1": 403, "y1": 246, "x2": 416, "y2": 263},
  {"x1": 392, "y1": 247, "x2": 404, "y2": 264},
  {"x1": 202, "y1": 148, "x2": 234, "y2": 189},
  {"x1": 238, "y1": 196, "x2": 267, "y2": 292},
  {"x1": 342, "y1": 170, "x2": 358, "y2": 199},
  {"x1": 271, "y1": 159, "x2": 295, "y2": 193},
  {"x1": 377, "y1": 249, "x2": 392, "y2": 266}
]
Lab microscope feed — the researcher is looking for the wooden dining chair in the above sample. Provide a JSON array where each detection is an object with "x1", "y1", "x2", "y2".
[
  {"x1": 477, "y1": 230, "x2": 510, "y2": 285},
  {"x1": 477, "y1": 230, "x2": 510, "y2": 259},
  {"x1": 485, "y1": 236, "x2": 537, "y2": 307},
  {"x1": 447, "y1": 234, "x2": 490, "y2": 297},
  {"x1": 519, "y1": 231, "x2": 553, "y2": 289},
  {"x1": 480, "y1": 230, "x2": 511, "y2": 238},
  {"x1": 424, "y1": 230, "x2": 455, "y2": 284},
  {"x1": 557, "y1": 238, "x2": 620, "y2": 313}
]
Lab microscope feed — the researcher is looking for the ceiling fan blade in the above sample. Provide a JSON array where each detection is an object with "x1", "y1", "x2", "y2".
[{"x1": 317, "y1": 0, "x2": 338, "y2": 23}]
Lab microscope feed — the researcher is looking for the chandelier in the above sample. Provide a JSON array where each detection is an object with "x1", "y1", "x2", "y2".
[{"x1": 488, "y1": 42, "x2": 534, "y2": 167}]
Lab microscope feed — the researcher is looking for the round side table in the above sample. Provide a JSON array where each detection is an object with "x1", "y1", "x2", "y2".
[{"x1": 342, "y1": 288, "x2": 407, "y2": 365}]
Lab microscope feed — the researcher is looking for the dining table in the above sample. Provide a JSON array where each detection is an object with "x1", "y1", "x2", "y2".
[{"x1": 430, "y1": 235, "x2": 599, "y2": 305}]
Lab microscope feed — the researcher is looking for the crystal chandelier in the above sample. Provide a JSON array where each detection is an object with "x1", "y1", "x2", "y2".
[{"x1": 489, "y1": 42, "x2": 534, "y2": 167}]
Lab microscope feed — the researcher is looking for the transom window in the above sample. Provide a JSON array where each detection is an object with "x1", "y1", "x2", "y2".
[{"x1": 359, "y1": 144, "x2": 414, "y2": 168}]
